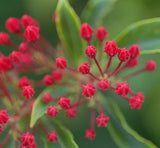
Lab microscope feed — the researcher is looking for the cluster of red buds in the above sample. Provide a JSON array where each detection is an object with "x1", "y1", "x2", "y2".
[{"x1": 0, "y1": 13, "x2": 156, "y2": 147}]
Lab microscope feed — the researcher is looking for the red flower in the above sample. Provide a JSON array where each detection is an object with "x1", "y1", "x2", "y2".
[
  {"x1": 58, "y1": 97, "x2": 70, "y2": 109},
  {"x1": 145, "y1": 60, "x2": 156, "y2": 71},
  {"x1": 21, "y1": 132, "x2": 36, "y2": 146},
  {"x1": 118, "y1": 48, "x2": 130, "y2": 62},
  {"x1": 66, "y1": 107, "x2": 77, "y2": 118},
  {"x1": 19, "y1": 43, "x2": 29, "y2": 52},
  {"x1": 52, "y1": 70, "x2": 63, "y2": 81},
  {"x1": 85, "y1": 45, "x2": 97, "y2": 58},
  {"x1": 9, "y1": 51, "x2": 21, "y2": 62},
  {"x1": 129, "y1": 96, "x2": 143, "y2": 109},
  {"x1": 79, "y1": 62, "x2": 90, "y2": 74},
  {"x1": 22, "y1": 85, "x2": 35, "y2": 99},
  {"x1": 47, "y1": 131, "x2": 58, "y2": 143},
  {"x1": 24, "y1": 25, "x2": 40, "y2": 42},
  {"x1": 43, "y1": 93, "x2": 52, "y2": 103},
  {"x1": 82, "y1": 83, "x2": 96, "y2": 97},
  {"x1": 136, "y1": 92, "x2": 145, "y2": 100},
  {"x1": 127, "y1": 57, "x2": 139, "y2": 67},
  {"x1": 115, "y1": 82, "x2": 131, "y2": 97},
  {"x1": 0, "y1": 56, "x2": 13, "y2": 72},
  {"x1": 96, "y1": 27, "x2": 108, "y2": 41},
  {"x1": 129, "y1": 44, "x2": 140, "y2": 58},
  {"x1": 0, "y1": 110, "x2": 9, "y2": 124},
  {"x1": 80, "y1": 23, "x2": 93, "y2": 42},
  {"x1": 5, "y1": 17, "x2": 21, "y2": 33},
  {"x1": 104, "y1": 41, "x2": 118, "y2": 57},
  {"x1": 47, "y1": 106, "x2": 59, "y2": 118},
  {"x1": 85, "y1": 129, "x2": 96, "y2": 140},
  {"x1": 43, "y1": 75, "x2": 54, "y2": 86},
  {"x1": 56, "y1": 56, "x2": 67, "y2": 69},
  {"x1": 21, "y1": 14, "x2": 39, "y2": 28},
  {"x1": 98, "y1": 79, "x2": 109, "y2": 90},
  {"x1": 96, "y1": 114, "x2": 109, "y2": 127},
  {"x1": 18, "y1": 76, "x2": 30, "y2": 88},
  {"x1": 0, "y1": 32, "x2": 10, "y2": 45}
]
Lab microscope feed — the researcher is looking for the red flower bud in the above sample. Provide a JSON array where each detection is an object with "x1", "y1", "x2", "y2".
[
  {"x1": 21, "y1": 132, "x2": 35, "y2": 146},
  {"x1": 18, "y1": 76, "x2": 30, "y2": 88},
  {"x1": 56, "y1": 56, "x2": 67, "y2": 69},
  {"x1": 47, "y1": 131, "x2": 58, "y2": 143},
  {"x1": 115, "y1": 82, "x2": 131, "y2": 97},
  {"x1": 85, "y1": 129, "x2": 96, "y2": 140},
  {"x1": 129, "y1": 44, "x2": 140, "y2": 58},
  {"x1": 21, "y1": 14, "x2": 39, "y2": 28},
  {"x1": 85, "y1": 45, "x2": 97, "y2": 58},
  {"x1": 5, "y1": 17, "x2": 21, "y2": 33},
  {"x1": 129, "y1": 96, "x2": 143, "y2": 109},
  {"x1": 104, "y1": 41, "x2": 118, "y2": 57},
  {"x1": 0, "y1": 56, "x2": 13, "y2": 72},
  {"x1": 24, "y1": 25, "x2": 40, "y2": 42},
  {"x1": 21, "y1": 53, "x2": 32, "y2": 64},
  {"x1": 96, "y1": 27, "x2": 108, "y2": 41},
  {"x1": 82, "y1": 83, "x2": 96, "y2": 97},
  {"x1": 43, "y1": 75, "x2": 54, "y2": 86},
  {"x1": 145, "y1": 60, "x2": 156, "y2": 71},
  {"x1": 136, "y1": 92, "x2": 145, "y2": 100},
  {"x1": 127, "y1": 57, "x2": 139, "y2": 67},
  {"x1": 96, "y1": 114, "x2": 109, "y2": 127},
  {"x1": 79, "y1": 62, "x2": 90, "y2": 74},
  {"x1": 9, "y1": 51, "x2": 21, "y2": 62},
  {"x1": 52, "y1": 70, "x2": 63, "y2": 81},
  {"x1": 47, "y1": 106, "x2": 59, "y2": 118},
  {"x1": 43, "y1": 93, "x2": 52, "y2": 103},
  {"x1": 118, "y1": 48, "x2": 130, "y2": 62},
  {"x1": 66, "y1": 107, "x2": 77, "y2": 118},
  {"x1": 0, "y1": 110, "x2": 9, "y2": 124},
  {"x1": 19, "y1": 43, "x2": 29, "y2": 52},
  {"x1": 58, "y1": 97, "x2": 70, "y2": 109},
  {"x1": 80, "y1": 23, "x2": 93, "y2": 42},
  {"x1": 0, "y1": 32, "x2": 10, "y2": 45},
  {"x1": 98, "y1": 79, "x2": 109, "y2": 90},
  {"x1": 22, "y1": 85, "x2": 35, "y2": 99}
]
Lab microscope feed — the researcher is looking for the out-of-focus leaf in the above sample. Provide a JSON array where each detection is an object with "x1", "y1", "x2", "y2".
[
  {"x1": 115, "y1": 18, "x2": 160, "y2": 55},
  {"x1": 30, "y1": 86, "x2": 71, "y2": 128},
  {"x1": 81, "y1": 0, "x2": 117, "y2": 27},
  {"x1": 51, "y1": 120, "x2": 79, "y2": 148},
  {"x1": 98, "y1": 93, "x2": 158, "y2": 148},
  {"x1": 55, "y1": 0, "x2": 85, "y2": 67}
]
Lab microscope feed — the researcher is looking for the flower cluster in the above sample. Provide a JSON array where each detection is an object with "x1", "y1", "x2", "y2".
[{"x1": 0, "y1": 13, "x2": 156, "y2": 147}]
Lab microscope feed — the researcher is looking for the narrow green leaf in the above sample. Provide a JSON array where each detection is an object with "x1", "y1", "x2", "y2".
[
  {"x1": 115, "y1": 18, "x2": 160, "y2": 55},
  {"x1": 81, "y1": 0, "x2": 117, "y2": 27},
  {"x1": 30, "y1": 86, "x2": 71, "y2": 128},
  {"x1": 52, "y1": 120, "x2": 79, "y2": 148},
  {"x1": 56, "y1": 0, "x2": 85, "y2": 67},
  {"x1": 98, "y1": 93, "x2": 158, "y2": 148}
]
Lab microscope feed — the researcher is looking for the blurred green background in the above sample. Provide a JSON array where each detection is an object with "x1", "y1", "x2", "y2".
[{"x1": 0, "y1": 0, "x2": 160, "y2": 147}]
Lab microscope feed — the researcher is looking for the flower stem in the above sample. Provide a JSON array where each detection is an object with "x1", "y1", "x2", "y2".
[
  {"x1": 88, "y1": 72, "x2": 100, "y2": 81},
  {"x1": 93, "y1": 57, "x2": 104, "y2": 77},
  {"x1": 0, "y1": 134, "x2": 11, "y2": 148},
  {"x1": 109, "y1": 61, "x2": 123, "y2": 77},
  {"x1": 90, "y1": 108, "x2": 95, "y2": 129},
  {"x1": 104, "y1": 56, "x2": 112, "y2": 73}
]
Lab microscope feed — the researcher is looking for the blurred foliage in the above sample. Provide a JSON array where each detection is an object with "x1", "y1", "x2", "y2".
[{"x1": 0, "y1": 0, "x2": 160, "y2": 147}]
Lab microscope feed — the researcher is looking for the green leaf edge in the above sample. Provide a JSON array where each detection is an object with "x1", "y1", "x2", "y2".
[
  {"x1": 52, "y1": 119, "x2": 79, "y2": 148},
  {"x1": 141, "y1": 49, "x2": 160, "y2": 55},
  {"x1": 115, "y1": 17, "x2": 160, "y2": 43},
  {"x1": 109, "y1": 101, "x2": 158, "y2": 148}
]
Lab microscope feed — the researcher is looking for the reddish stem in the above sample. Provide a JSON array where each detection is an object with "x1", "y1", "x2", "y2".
[
  {"x1": 109, "y1": 61, "x2": 123, "y2": 77},
  {"x1": 9, "y1": 42, "x2": 18, "y2": 50},
  {"x1": 93, "y1": 57, "x2": 104, "y2": 77},
  {"x1": 66, "y1": 66, "x2": 79, "y2": 73},
  {"x1": 104, "y1": 56, "x2": 112, "y2": 73},
  {"x1": 88, "y1": 72, "x2": 100, "y2": 81},
  {"x1": 121, "y1": 69, "x2": 146, "y2": 80},
  {"x1": 98, "y1": 41, "x2": 103, "y2": 61},
  {"x1": 96, "y1": 100, "x2": 104, "y2": 114},
  {"x1": 71, "y1": 99, "x2": 89, "y2": 108},
  {"x1": 0, "y1": 134, "x2": 11, "y2": 148}
]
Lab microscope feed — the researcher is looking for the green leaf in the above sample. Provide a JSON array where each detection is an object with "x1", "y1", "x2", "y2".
[
  {"x1": 52, "y1": 120, "x2": 79, "y2": 148},
  {"x1": 98, "y1": 93, "x2": 158, "y2": 148},
  {"x1": 81, "y1": 0, "x2": 117, "y2": 28},
  {"x1": 115, "y1": 18, "x2": 160, "y2": 55},
  {"x1": 30, "y1": 86, "x2": 71, "y2": 128},
  {"x1": 55, "y1": 0, "x2": 85, "y2": 67}
]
